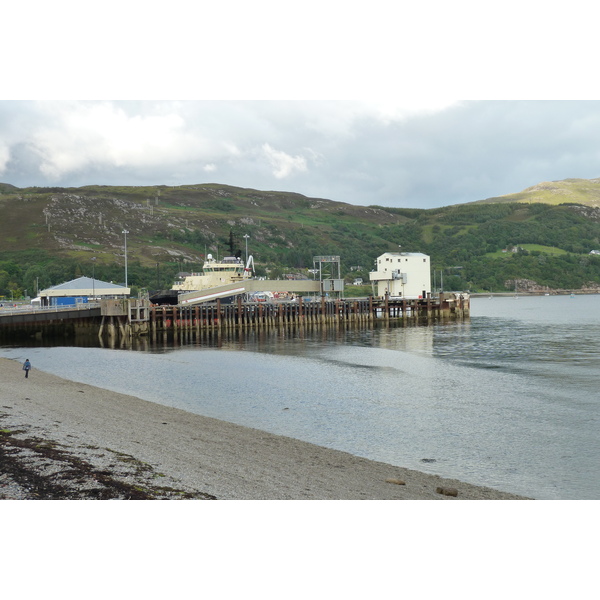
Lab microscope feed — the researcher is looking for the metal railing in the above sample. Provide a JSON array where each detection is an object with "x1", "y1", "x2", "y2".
[{"x1": 0, "y1": 302, "x2": 102, "y2": 317}]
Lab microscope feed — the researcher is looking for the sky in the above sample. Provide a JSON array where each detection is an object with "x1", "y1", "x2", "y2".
[
  {"x1": 3, "y1": 99, "x2": 600, "y2": 209},
  {"x1": 2, "y1": 2, "x2": 599, "y2": 210}
]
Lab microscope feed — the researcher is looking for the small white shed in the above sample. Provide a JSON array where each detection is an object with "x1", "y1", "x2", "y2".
[{"x1": 369, "y1": 252, "x2": 431, "y2": 299}]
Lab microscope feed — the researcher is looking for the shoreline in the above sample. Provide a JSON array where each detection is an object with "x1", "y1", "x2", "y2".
[
  {"x1": 471, "y1": 290, "x2": 600, "y2": 297},
  {"x1": 0, "y1": 357, "x2": 529, "y2": 500}
]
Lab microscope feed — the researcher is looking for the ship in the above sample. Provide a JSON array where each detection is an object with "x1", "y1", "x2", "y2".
[{"x1": 150, "y1": 253, "x2": 255, "y2": 305}]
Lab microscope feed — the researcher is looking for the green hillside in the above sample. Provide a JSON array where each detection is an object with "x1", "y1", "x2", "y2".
[
  {"x1": 476, "y1": 178, "x2": 600, "y2": 206},
  {"x1": 2, "y1": 179, "x2": 600, "y2": 298}
]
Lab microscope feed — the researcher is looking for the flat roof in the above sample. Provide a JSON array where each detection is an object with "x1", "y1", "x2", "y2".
[{"x1": 378, "y1": 252, "x2": 429, "y2": 257}]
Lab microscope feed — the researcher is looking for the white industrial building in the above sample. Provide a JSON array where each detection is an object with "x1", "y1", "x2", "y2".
[{"x1": 369, "y1": 251, "x2": 431, "y2": 299}]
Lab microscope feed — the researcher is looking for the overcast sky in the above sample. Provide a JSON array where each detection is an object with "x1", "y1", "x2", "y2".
[{"x1": 2, "y1": 2, "x2": 599, "y2": 210}]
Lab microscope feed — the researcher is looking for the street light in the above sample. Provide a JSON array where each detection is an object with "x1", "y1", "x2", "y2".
[
  {"x1": 91, "y1": 257, "x2": 96, "y2": 301},
  {"x1": 122, "y1": 229, "x2": 129, "y2": 288},
  {"x1": 243, "y1": 234, "x2": 250, "y2": 265}
]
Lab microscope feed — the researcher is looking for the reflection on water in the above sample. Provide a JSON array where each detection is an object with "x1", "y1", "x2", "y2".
[{"x1": 2, "y1": 295, "x2": 599, "y2": 499}]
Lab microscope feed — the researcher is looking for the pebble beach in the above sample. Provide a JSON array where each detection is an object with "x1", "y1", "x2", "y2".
[{"x1": 0, "y1": 357, "x2": 529, "y2": 500}]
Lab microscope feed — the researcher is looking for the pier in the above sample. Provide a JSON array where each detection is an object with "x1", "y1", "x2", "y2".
[
  {"x1": 0, "y1": 293, "x2": 469, "y2": 345},
  {"x1": 151, "y1": 293, "x2": 469, "y2": 332}
]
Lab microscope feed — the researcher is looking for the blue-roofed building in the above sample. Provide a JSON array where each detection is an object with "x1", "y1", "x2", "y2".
[{"x1": 38, "y1": 277, "x2": 130, "y2": 307}]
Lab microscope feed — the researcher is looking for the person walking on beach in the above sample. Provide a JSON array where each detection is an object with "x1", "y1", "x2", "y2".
[{"x1": 23, "y1": 359, "x2": 31, "y2": 378}]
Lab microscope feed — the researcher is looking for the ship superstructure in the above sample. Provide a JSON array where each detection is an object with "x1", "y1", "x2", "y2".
[{"x1": 172, "y1": 254, "x2": 254, "y2": 292}]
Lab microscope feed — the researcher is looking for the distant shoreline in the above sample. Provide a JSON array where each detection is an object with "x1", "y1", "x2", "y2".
[{"x1": 470, "y1": 290, "x2": 600, "y2": 297}]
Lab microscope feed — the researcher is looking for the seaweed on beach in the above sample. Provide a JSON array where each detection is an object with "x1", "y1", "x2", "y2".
[{"x1": 0, "y1": 428, "x2": 216, "y2": 500}]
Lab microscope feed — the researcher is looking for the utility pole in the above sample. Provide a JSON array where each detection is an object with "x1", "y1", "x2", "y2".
[
  {"x1": 91, "y1": 257, "x2": 96, "y2": 300},
  {"x1": 122, "y1": 229, "x2": 129, "y2": 288},
  {"x1": 243, "y1": 234, "x2": 250, "y2": 265}
]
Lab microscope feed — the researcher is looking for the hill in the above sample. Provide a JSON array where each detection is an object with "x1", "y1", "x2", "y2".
[
  {"x1": 0, "y1": 182, "x2": 406, "y2": 265},
  {"x1": 0, "y1": 183, "x2": 408, "y2": 295},
  {"x1": 476, "y1": 177, "x2": 600, "y2": 207},
  {"x1": 2, "y1": 179, "x2": 600, "y2": 297}
]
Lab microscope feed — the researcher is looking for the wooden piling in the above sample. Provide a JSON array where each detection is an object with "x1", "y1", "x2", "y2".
[{"x1": 141, "y1": 295, "x2": 469, "y2": 337}]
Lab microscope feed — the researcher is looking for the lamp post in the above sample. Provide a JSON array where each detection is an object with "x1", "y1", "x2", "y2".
[
  {"x1": 91, "y1": 257, "x2": 96, "y2": 302},
  {"x1": 243, "y1": 234, "x2": 250, "y2": 265},
  {"x1": 122, "y1": 229, "x2": 129, "y2": 288}
]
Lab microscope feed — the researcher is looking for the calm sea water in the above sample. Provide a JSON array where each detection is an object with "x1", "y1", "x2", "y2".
[{"x1": 2, "y1": 294, "x2": 599, "y2": 499}]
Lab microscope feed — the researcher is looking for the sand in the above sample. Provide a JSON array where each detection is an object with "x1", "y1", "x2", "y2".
[{"x1": 0, "y1": 357, "x2": 529, "y2": 500}]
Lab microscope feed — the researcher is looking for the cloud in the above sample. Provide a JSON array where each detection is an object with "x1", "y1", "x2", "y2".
[
  {"x1": 0, "y1": 143, "x2": 10, "y2": 173},
  {"x1": 261, "y1": 143, "x2": 308, "y2": 179},
  {"x1": 366, "y1": 100, "x2": 462, "y2": 125},
  {"x1": 28, "y1": 102, "x2": 204, "y2": 179}
]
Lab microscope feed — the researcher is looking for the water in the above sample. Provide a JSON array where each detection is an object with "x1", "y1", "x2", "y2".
[{"x1": 2, "y1": 294, "x2": 599, "y2": 499}]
